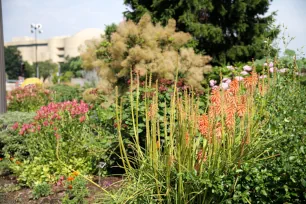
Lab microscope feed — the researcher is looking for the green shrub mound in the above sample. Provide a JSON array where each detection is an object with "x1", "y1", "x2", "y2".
[{"x1": 48, "y1": 84, "x2": 82, "y2": 102}]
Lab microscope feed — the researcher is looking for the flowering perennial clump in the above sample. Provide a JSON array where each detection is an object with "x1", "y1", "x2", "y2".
[
  {"x1": 18, "y1": 100, "x2": 90, "y2": 137},
  {"x1": 199, "y1": 70, "x2": 262, "y2": 144},
  {"x1": 7, "y1": 84, "x2": 52, "y2": 112}
]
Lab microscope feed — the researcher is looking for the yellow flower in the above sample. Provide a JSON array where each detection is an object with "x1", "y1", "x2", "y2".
[
  {"x1": 21, "y1": 78, "x2": 42, "y2": 88},
  {"x1": 72, "y1": 171, "x2": 79, "y2": 176}
]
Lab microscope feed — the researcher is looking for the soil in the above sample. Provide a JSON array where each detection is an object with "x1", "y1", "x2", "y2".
[{"x1": 0, "y1": 175, "x2": 122, "y2": 204}]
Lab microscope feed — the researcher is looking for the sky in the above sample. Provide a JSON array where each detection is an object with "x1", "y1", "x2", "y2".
[{"x1": 3, "y1": 0, "x2": 306, "y2": 54}]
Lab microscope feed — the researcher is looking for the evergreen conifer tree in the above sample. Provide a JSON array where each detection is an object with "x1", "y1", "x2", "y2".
[{"x1": 124, "y1": 0, "x2": 279, "y2": 64}]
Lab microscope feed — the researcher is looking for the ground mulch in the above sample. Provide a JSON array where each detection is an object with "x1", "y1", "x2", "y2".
[{"x1": 0, "y1": 175, "x2": 122, "y2": 204}]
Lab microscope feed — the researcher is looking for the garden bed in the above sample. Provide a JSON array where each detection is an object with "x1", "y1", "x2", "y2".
[{"x1": 0, "y1": 175, "x2": 122, "y2": 203}]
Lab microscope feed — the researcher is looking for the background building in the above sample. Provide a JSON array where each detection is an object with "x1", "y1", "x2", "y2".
[{"x1": 4, "y1": 28, "x2": 104, "y2": 64}]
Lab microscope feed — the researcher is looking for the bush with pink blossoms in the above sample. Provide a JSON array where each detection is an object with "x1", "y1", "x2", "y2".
[
  {"x1": 7, "y1": 85, "x2": 52, "y2": 112},
  {"x1": 11, "y1": 100, "x2": 116, "y2": 186}
]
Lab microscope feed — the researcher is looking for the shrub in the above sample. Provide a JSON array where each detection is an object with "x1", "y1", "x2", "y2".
[
  {"x1": 7, "y1": 85, "x2": 52, "y2": 112},
  {"x1": 101, "y1": 68, "x2": 269, "y2": 203},
  {"x1": 62, "y1": 176, "x2": 89, "y2": 204},
  {"x1": 48, "y1": 84, "x2": 82, "y2": 102},
  {"x1": 82, "y1": 88, "x2": 99, "y2": 104},
  {"x1": 60, "y1": 71, "x2": 74, "y2": 82},
  {"x1": 0, "y1": 112, "x2": 35, "y2": 160},
  {"x1": 11, "y1": 101, "x2": 116, "y2": 186},
  {"x1": 227, "y1": 76, "x2": 306, "y2": 203},
  {"x1": 32, "y1": 182, "x2": 52, "y2": 199},
  {"x1": 0, "y1": 159, "x2": 11, "y2": 176},
  {"x1": 99, "y1": 65, "x2": 306, "y2": 203},
  {"x1": 81, "y1": 13, "x2": 212, "y2": 93}
]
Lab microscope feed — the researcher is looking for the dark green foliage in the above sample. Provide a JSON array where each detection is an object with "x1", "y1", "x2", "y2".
[
  {"x1": 4, "y1": 46, "x2": 22, "y2": 79},
  {"x1": 0, "y1": 112, "x2": 35, "y2": 176},
  {"x1": 60, "y1": 56, "x2": 83, "y2": 77},
  {"x1": 60, "y1": 71, "x2": 74, "y2": 82},
  {"x1": 0, "y1": 159, "x2": 11, "y2": 176},
  {"x1": 0, "y1": 112, "x2": 35, "y2": 160},
  {"x1": 225, "y1": 78, "x2": 306, "y2": 203},
  {"x1": 37, "y1": 60, "x2": 58, "y2": 81},
  {"x1": 124, "y1": 0, "x2": 280, "y2": 65},
  {"x1": 48, "y1": 84, "x2": 82, "y2": 102},
  {"x1": 32, "y1": 182, "x2": 52, "y2": 199},
  {"x1": 105, "y1": 23, "x2": 118, "y2": 41},
  {"x1": 23, "y1": 61, "x2": 35, "y2": 78}
]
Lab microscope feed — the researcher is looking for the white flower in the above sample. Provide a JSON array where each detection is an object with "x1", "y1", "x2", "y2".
[
  {"x1": 263, "y1": 63, "x2": 268, "y2": 66},
  {"x1": 243, "y1": 65, "x2": 252, "y2": 72},
  {"x1": 269, "y1": 67, "x2": 278, "y2": 73},
  {"x1": 209, "y1": 80, "x2": 217, "y2": 87},
  {"x1": 221, "y1": 82, "x2": 229, "y2": 90},
  {"x1": 269, "y1": 62, "x2": 274, "y2": 68},
  {"x1": 226, "y1": 65, "x2": 235, "y2": 70},
  {"x1": 235, "y1": 76, "x2": 244, "y2": 81},
  {"x1": 278, "y1": 68, "x2": 288, "y2": 73},
  {"x1": 241, "y1": 71, "x2": 249, "y2": 75},
  {"x1": 222, "y1": 78, "x2": 231, "y2": 84},
  {"x1": 259, "y1": 75, "x2": 267, "y2": 79}
]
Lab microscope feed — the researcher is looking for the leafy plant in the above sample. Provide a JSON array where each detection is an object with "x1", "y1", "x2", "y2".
[
  {"x1": 37, "y1": 60, "x2": 58, "y2": 81},
  {"x1": 0, "y1": 159, "x2": 11, "y2": 176},
  {"x1": 228, "y1": 75, "x2": 306, "y2": 203},
  {"x1": 60, "y1": 71, "x2": 74, "y2": 82},
  {"x1": 0, "y1": 112, "x2": 35, "y2": 160},
  {"x1": 60, "y1": 56, "x2": 83, "y2": 77},
  {"x1": 48, "y1": 84, "x2": 82, "y2": 102},
  {"x1": 62, "y1": 176, "x2": 89, "y2": 204},
  {"x1": 7, "y1": 85, "x2": 52, "y2": 112},
  {"x1": 32, "y1": 182, "x2": 52, "y2": 199},
  {"x1": 11, "y1": 101, "x2": 116, "y2": 186},
  {"x1": 103, "y1": 67, "x2": 271, "y2": 203}
]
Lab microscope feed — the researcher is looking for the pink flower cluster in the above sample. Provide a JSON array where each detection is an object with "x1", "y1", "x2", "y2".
[
  {"x1": 16, "y1": 100, "x2": 90, "y2": 137},
  {"x1": 19, "y1": 123, "x2": 38, "y2": 135},
  {"x1": 35, "y1": 100, "x2": 89, "y2": 121},
  {"x1": 7, "y1": 84, "x2": 51, "y2": 102}
]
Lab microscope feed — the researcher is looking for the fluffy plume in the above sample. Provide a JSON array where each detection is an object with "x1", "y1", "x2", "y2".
[{"x1": 80, "y1": 13, "x2": 212, "y2": 93}]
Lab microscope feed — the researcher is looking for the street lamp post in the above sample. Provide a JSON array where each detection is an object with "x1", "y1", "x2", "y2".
[
  {"x1": 0, "y1": 0, "x2": 7, "y2": 114},
  {"x1": 30, "y1": 23, "x2": 43, "y2": 78}
]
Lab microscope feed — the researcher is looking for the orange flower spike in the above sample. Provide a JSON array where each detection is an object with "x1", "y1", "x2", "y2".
[
  {"x1": 197, "y1": 149, "x2": 203, "y2": 161},
  {"x1": 68, "y1": 185, "x2": 73, "y2": 189},
  {"x1": 226, "y1": 113, "x2": 235, "y2": 129},
  {"x1": 237, "y1": 104, "x2": 246, "y2": 118},
  {"x1": 251, "y1": 71, "x2": 258, "y2": 86},
  {"x1": 15, "y1": 161, "x2": 21, "y2": 165},
  {"x1": 198, "y1": 114, "x2": 209, "y2": 136},
  {"x1": 0, "y1": 158, "x2": 3, "y2": 161},
  {"x1": 243, "y1": 76, "x2": 253, "y2": 89},
  {"x1": 185, "y1": 132, "x2": 190, "y2": 145},
  {"x1": 210, "y1": 89, "x2": 221, "y2": 105},
  {"x1": 229, "y1": 79, "x2": 239, "y2": 95},
  {"x1": 67, "y1": 176, "x2": 74, "y2": 181}
]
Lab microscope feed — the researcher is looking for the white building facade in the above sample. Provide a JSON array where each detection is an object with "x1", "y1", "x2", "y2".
[{"x1": 5, "y1": 28, "x2": 104, "y2": 64}]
